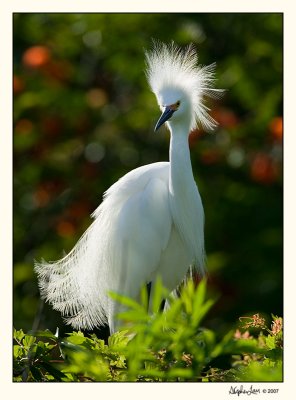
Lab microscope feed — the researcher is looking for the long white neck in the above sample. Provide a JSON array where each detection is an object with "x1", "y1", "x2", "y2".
[
  {"x1": 168, "y1": 124, "x2": 205, "y2": 272},
  {"x1": 169, "y1": 126, "x2": 195, "y2": 194}
]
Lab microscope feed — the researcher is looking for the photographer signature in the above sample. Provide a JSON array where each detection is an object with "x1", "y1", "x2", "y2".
[{"x1": 229, "y1": 385, "x2": 260, "y2": 396}]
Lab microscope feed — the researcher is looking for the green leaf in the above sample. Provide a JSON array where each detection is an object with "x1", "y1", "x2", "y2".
[
  {"x1": 109, "y1": 291, "x2": 146, "y2": 312},
  {"x1": 116, "y1": 310, "x2": 149, "y2": 325},
  {"x1": 193, "y1": 279, "x2": 207, "y2": 309},
  {"x1": 30, "y1": 366, "x2": 43, "y2": 381},
  {"x1": 13, "y1": 328, "x2": 25, "y2": 342},
  {"x1": 23, "y1": 335, "x2": 36, "y2": 348},
  {"x1": 167, "y1": 368, "x2": 193, "y2": 379},
  {"x1": 266, "y1": 348, "x2": 283, "y2": 361},
  {"x1": 192, "y1": 298, "x2": 215, "y2": 328},
  {"x1": 150, "y1": 277, "x2": 169, "y2": 315},
  {"x1": 265, "y1": 335, "x2": 276, "y2": 350},
  {"x1": 13, "y1": 345, "x2": 23, "y2": 359},
  {"x1": 189, "y1": 279, "x2": 216, "y2": 327},
  {"x1": 28, "y1": 329, "x2": 58, "y2": 341},
  {"x1": 236, "y1": 360, "x2": 283, "y2": 382},
  {"x1": 41, "y1": 361, "x2": 67, "y2": 381},
  {"x1": 66, "y1": 333, "x2": 87, "y2": 345},
  {"x1": 108, "y1": 330, "x2": 130, "y2": 348},
  {"x1": 89, "y1": 334, "x2": 106, "y2": 350},
  {"x1": 59, "y1": 340, "x2": 83, "y2": 352}
]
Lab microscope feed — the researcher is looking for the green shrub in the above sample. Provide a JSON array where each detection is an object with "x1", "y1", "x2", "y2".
[{"x1": 13, "y1": 280, "x2": 282, "y2": 382}]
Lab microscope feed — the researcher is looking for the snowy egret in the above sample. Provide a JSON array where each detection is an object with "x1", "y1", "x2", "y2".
[{"x1": 35, "y1": 41, "x2": 223, "y2": 334}]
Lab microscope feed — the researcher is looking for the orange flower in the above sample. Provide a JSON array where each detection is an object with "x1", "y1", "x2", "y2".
[
  {"x1": 271, "y1": 318, "x2": 282, "y2": 336},
  {"x1": 239, "y1": 313, "x2": 266, "y2": 329},
  {"x1": 211, "y1": 107, "x2": 239, "y2": 129},
  {"x1": 269, "y1": 117, "x2": 283, "y2": 141},
  {"x1": 234, "y1": 329, "x2": 253, "y2": 339},
  {"x1": 33, "y1": 187, "x2": 50, "y2": 208},
  {"x1": 22, "y1": 46, "x2": 50, "y2": 68},
  {"x1": 13, "y1": 75, "x2": 24, "y2": 94},
  {"x1": 250, "y1": 153, "x2": 278, "y2": 184}
]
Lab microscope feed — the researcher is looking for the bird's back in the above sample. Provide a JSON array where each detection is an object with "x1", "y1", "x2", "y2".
[{"x1": 93, "y1": 161, "x2": 170, "y2": 218}]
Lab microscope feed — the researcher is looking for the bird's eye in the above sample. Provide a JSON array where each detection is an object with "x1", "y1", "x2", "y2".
[{"x1": 176, "y1": 101, "x2": 181, "y2": 108}]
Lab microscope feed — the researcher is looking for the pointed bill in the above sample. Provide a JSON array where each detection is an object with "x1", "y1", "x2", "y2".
[{"x1": 154, "y1": 106, "x2": 175, "y2": 131}]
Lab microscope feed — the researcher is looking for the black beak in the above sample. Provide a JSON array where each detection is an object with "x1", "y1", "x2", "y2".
[{"x1": 154, "y1": 106, "x2": 175, "y2": 132}]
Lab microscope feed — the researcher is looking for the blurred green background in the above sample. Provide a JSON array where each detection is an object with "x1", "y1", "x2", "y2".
[{"x1": 13, "y1": 13, "x2": 283, "y2": 337}]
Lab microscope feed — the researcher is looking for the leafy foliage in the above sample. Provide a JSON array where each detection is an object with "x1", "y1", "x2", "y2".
[{"x1": 13, "y1": 280, "x2": 283, "y2": 382}]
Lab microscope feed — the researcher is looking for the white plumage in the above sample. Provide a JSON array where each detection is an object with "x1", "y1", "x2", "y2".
[{"x1": 35, "y1": 41, "x2": 222, "y2": 334}]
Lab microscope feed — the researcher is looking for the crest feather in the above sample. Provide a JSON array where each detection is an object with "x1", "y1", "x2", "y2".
[{"x1": 145, "y1": 41, "x2": 223, "y2": 131}]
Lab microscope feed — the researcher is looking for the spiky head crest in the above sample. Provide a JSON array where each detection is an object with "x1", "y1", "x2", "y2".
[{"x1": 145, "y1": 41, "x2": 223, "y2": 131}]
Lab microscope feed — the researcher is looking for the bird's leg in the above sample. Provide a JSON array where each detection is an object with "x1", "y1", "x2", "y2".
[
  {"x1": 159, "y1": 299, "x2": 166, "y2": 312},
  {"x1": 146, "y1": 281, "x2": 152, "y2": 312},
  {"x1": 147, "y1": 281, "x2": 166, "y2": 313}
]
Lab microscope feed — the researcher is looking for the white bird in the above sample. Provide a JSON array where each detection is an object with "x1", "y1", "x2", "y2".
[{"x1": 35, "y1": 41, "x2": 223, "y2": 334}]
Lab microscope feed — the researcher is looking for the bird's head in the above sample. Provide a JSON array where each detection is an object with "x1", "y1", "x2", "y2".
[
  {"x1": 145, "y1": 41, "x2": 223, "y2": 134},
  {"x1": 152, "y1": 86, "x2": 192, "y2": 133}
]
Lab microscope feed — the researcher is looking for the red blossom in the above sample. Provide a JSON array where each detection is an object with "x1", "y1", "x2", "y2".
[{"x1": 22, "y1": 46, "x2": 51, "y2": 69}]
